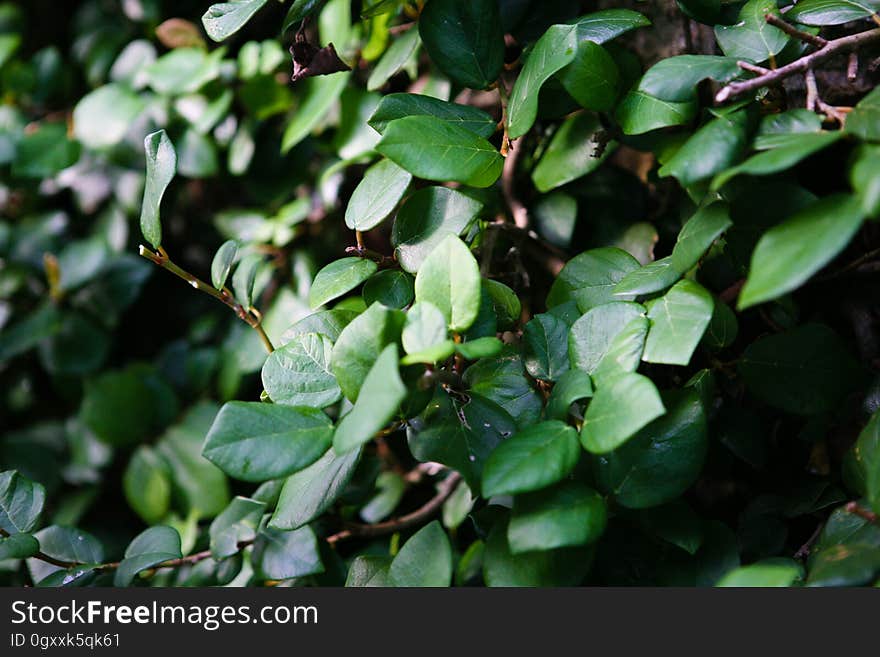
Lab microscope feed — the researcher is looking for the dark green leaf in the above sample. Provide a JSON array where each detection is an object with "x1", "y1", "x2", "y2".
[
  {"x1": 0, "y1": 470, "x2": 45, "y2": 534},
  {"x1": 523, "y1": 313, "x2": 571, "y2": 382},
  {"x1": 846, "y1": 86, "x2": 880, "y2": 141},
  {"x1": 0, "y1": 533, "x2": 39, "y2": 560},
  {"x1": 659, "y1": 112, "x2": 749, "y2": 187},
  {"x1": 615, "y1": 91, "x2": 697, "y2": 135},
  {"x1": 367, "y1": 26, "x2": 420, "y2": 91},
  {"x1": 671, "y1": 204, "x2": 732, "y2": 273},
  {"x1": 369, "y1": 93, "x2": 496, "y2": 138},
  {"x1": 388, "y1": 520, "x2": 453, "y2": 586},
  {"x1": 508, "y1": 482, "x2": 607, "y2": 552},
  {"x1": 546, "y1": 369, "x2": 594, "y2": 421},
  {"x1": 532, "y1": 112, "x2": 612, "y2": 192},
  {"x1": 253, "y1": 524, "x2": 323, "y2": 580},
  {"x1": 211, "y1": 240, "x2": 238, "y2": 290},
  {"x1": 123, "y1": 447, "x2": 171, "y2": 525},
  {"x1": 612, "y1": 257, "x2": 682, "y2": 298},
  {"x1": 714, "y1": 0, "x2": 790, "y2": 63},
  {"x1": 569, "y1": 300, "x2": 646, "y2": 375},
  {"x1": 210, "y1": 496, "x2": 266, "y2": 559},
  {"x1": 114, "y1": 526, "x2": 182, "y2": 586},
  {"x1": 557, "y1": 42, "x2": 619, "y2": 112},
  {"x1": 638, "y1": 55, "x2": 742, "y2": 102},
  {"x1": 363, "y1": 270, "x2": 415, "y2": 309}
]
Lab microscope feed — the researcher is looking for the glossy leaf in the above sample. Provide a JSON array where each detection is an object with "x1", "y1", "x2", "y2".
[
  {"x1": 369, "y1": 93, "x2": 496, "y2": 138},
  {"x1": 139, "y1": 130, "x2": 177, "y2": 249},
  {"x1": 642, "y1": 280, "x2": 714, "y2": 366},
  {"x1": 202, "y1": 0, "x2": 268, "y2": 42},
  {"x1": 414, "y1": 234, "x2": 481, "y2": 332},
  {"x1": 211, "y1": 240, "x2": 238, "y2": 290},
  {"x1": 508, "y1": 482, "x2": 607, "y2": 553},
  {"x1": 262, "y1": 333, "x2": 341, "y2": 408},
  {"x1": 0, "y1": 470, "x2": 46, "y2": 534},
  {"x1": 548, "y1": 247, "x2": 641, "y2": 312},
  {"x1": 345, "y1": 159, "x2": 412, "y2": 232},
  {"x1": 114, "y1": 526, "x2": 182, "y2": 586},
  {"x1": 310, "y1": 257, "x2": 378, "y2": 309},
  {"x1": 580, "y1": 372, "x2": 665, "y2": 454},
  {"x1": 389, "y1": 520, "x2": 453, "y2": 586}
]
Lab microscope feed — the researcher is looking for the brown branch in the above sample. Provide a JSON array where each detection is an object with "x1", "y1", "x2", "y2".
[
  {"x1": 738, "y1": 60, "x2": 771, "y2": 75},
  {"x1": 139, "y1": 245, "x2": 274, "y2": 353},
  {"x1": 764, "y1": 13, "x2": 827, "y2": 48},
  {"x1": 501, "y1": 140, "x2": 528, "y2": 230},
  {"x1": 326, "y1": 471, "x2": 463, "y2": 545},
  {"x1": 716, "y1": 26, "x2": 880, "y2": 103}
]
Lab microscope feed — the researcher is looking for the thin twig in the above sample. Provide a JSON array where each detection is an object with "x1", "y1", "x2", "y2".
[
  {"x1": 848, "y1": 51, "x2": 859, "y2": 81},
  {"x1": 805, "y1": 68, "x2": 819, "y2": 111},
  {"x1": 764, "y1": 13, "x2": 827, "y2": 48},
  {"x1": 139, "y1": 245, "x2": 274, "y2": 353},
  {"x1": 0, "y1": 528, "x2": 82, "y2": 569},
  {"x1": 716, "y1": 26, "x2": 880, "y2": 103},
  {"x1": 738, "y1": 60, "x2": 771, "y2": 75},
  {"x1": 326, "y1": 471, "x2": 463, "y2": 545}
]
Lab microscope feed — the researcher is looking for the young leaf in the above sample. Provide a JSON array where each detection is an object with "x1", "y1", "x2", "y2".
[
  {"x1": 418, "y1": 0, "x2": 504, "y2": 90},
  {"x1": 123, "y1": 447, "x2": 171, "y2": 525},
  {"x1": 261, "y1": 333, "x2": 342, "y2": 408},
  {"x1": 376, "y1": 115, "x2": 503, "y2": 188},
  {"x1": 580, "y1": 372, "x2": 665, "y2": 454},
  {"x1": 114, "y1": 526, "x2": 182, "y2": 586},
  {"x1": 211, "y1": 240, "x2": 238, "y2": 290},
  {"x1": 482, "y1": 421, "x2": 580, "y2": 497},
  {"x1": 345, "y1": 159, "x2": 412, "y2": 232},
  {"x1": 333, "y1": 344, "x2": 406, "y2": 453},
  {"x1": 414, "y1": 234, "x2": 481, "y2": 332},
  {"x1": 716, "y1": 559, "x2": 803, "y2": 587},
  {"x1": 739, "y1": 195, "x2": 865, "y2": 309},
  {"x1": 310, "y1": 257, "x2": 378, "y2": 309},
  {"x1": 202, "y1": 402, "x2": 333, "y2": 482},
  {"x1": 202, "y1": 0, "x2": 269, "y2": 42},
  {"x1": 402, "y1": 301, "x2": 448, "y2": 356},
  {"x1": 642, "y1": 280, "x2": 714, "y2": 366},
  {"x1": 140, "y1": 130, "x2": 177, "y2": 249}
]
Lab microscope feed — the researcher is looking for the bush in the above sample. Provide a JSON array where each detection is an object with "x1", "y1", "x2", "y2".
[{"x1": 2, "y1": 0, "x2": 880, "y2": 588}]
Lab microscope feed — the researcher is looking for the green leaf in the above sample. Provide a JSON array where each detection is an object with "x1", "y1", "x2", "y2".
[
  {"x1": 671, "y1": 204, "x2": 732, "y2": 273},
  {"x1": 34, "y1": 526, "x2": 104, "y2": 566},
  {"x1": 0, "y1": 533, "x2": 39, "y2": 560},
  {"x1": 638, "y1": 55, "x2": 742, "y2": 102},
  {"x1": 612, "y1": 256, "x2": 682, "y2": 298},
  {"x1": 852, "y1": 411, "x2": 880, "y2": 514},
  {"x1": 580, "y1": 372, "x2": 665, "y2": 454},
  {"x1": 282, "y1": 73, "x2": 350, "y2": 152},
  {"x1": 507, "y1": 10, "x2": 649, "y2": 138},
  {"x1": 569, "y1": 301, "x2": 646, "y2": 375},
  {"x1": 414, "y1": 234, "x2": 481, "y2": 332},
  {"x1": 418, "y1": 0, "x2": 504, "y2": 90},
  {"x1": 484, "y1": 280, "x2": 522, "y2": 330},
  {"x1": 389, "y1": 520, "x2": 453, "y2": 586},
  {"x1": 808, "y1": 543, "x2": 880, "y2": 586},
  {"x1": 331, "y1": 302, "x2": 405, "y2": 401},
  {"x1": 716, "y1": 559, "x2": 803, "y2": 587},
  {"x1": 850, "y1": 145, "x2": 880, "y2": 216},
  {"x1": 846, "y1": 87, "x2": 880, "y2": 142},
  {"x1": 615, "y1": 91, "x2": 697, "y2": 136},
  {"x1": 270, "y1": 447, "x2": 362, "y2": 530},
  {"x1": 547, "y1": 247, "x2": 641, "y2": 312},
  {"x1": 463, "y1": 351, "x2": 543, "y2": 428},
  {"x1": 369, "y1": 93, "x2": 496, "y2": 138},
  {"x1": 146, "y1": 48, "x2": 223, "y2": 96},
  {"x1": 714, "y1": 0, "x2": 790, "y2": 63},
  {"x1": 523, "y1": 313, "x2": 571, "y2": 382},
  {"x1": 556, "y1": 42, "x2": 619, "y2": 112},
  {"x1": 232, "y1": 253, "x2": 261, "y2": 307},
  {"x1": 345, "y1": 159, "x2": 412, "y2": 232},
  {"x1": 532, "y1": 112, "x2": 613, "y2": 193},
  {"x1": 73, "y1": 84, "x2": 145, "y2": 149},
  {"x1": 202, "y1": 402, "x2": 333, "y2": 482},
  {"x1": 367, "y1": 26, "x2": 420, "y2": 91},
  {"x1": 360, "y1": 472, "x2": 406, "y2": 523},
  {"x1": 712, "y1": 132, "x2": 843, "y2": 190},
  {"x1": 202, "y1": 0, "x2": 268, "y2": 42},
  {"x1": 755, "y1": 109, "x2": 824, "y2": 148},
  {"x1": 787, "y1": 0, "x2": 880, "y2": 25},
  {"x1": 211, "y1": 240, "x2": 238, "y2": 290},
  {"x1": 659, "y1": 112, "x2": 749, "y2": 187},
  {"x1": 281, "y1": 309, "x2": 358, "y2": 345},
  {"x1": 114, "y1": 526, "x2": 182, "y2": 586},
  {"x1": 483, "y1": 518, "x2": 593, "y2": 586},
  {"x1": 392, "y1": 186, "x2": 483, "y2": 273},
  {"x1": 253, "y1": 524, "x2": 323, "y2": 580},
  {"x1": 482, "y1": 421, "x2": 580, "y2": 497},
  {"x1": 345, "y1": 555, "x2": 392, "y2": 586},
  {"x1": 508, "y1": 482, "x2": 607, "y2": 553},
  {"x1": 546, "y1": 369, "x2": 594, "y2": 421},
  {"x1": 408, "y1": 391, "x2": 516, "y2": 491},
  {"x1": 402, "y1": 301, "x2": 448, "y2": 355},
  {"x1": 262, "y1": 333, "x2": 341, "y2": 408},
  {"x1": 139, "y1": 130, "x2": 176, "y2": 250},
  {"x1": 333, "y1": 344, "x2": 406, "y2": 453},
  {"x1": 739, "y1": 195, "x2": 865, "y2": 309},
  {"x1": 363, "y1": 270, "x2": 415, "y2": 309},
  {"x1": 210, "y1": 496, "x2": 266, "y2": 559},
  {"x1": 702, "y1": 300, "x2": 738, "y2": 351},
  {"x1": 593, "y1": 389, "x2": 707, "y2": 508},
  {"x1": 376, "y1": 115, "x2": 503, "y2": 188},
  {"x1": 282, "y1": 0, "x2": 327, "y2": 31},
  {"x1": 738, "y1": 323, "x2": 861, "y2": 415},
  {"x1": 455, "y1": 337, "x2": 502, "y2": 361},
  {"x1": 123, "y1": 447, "x2": 171, "y2": 525},
  {"x1": 11, "y1": 122, "x2": 80, "y2": 178},
  {"x1": 309, "y1": 257, "x2": 378, "y2": 309},
  {"x1": 642, "y1": 280, "x2": 714, "y2": 366},
  {"x1": 0, "y1": 470, "x2": 45, "y2": 534}
]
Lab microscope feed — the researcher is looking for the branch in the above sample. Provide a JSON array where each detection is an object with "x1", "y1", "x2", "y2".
[
  {"x1": 139, "y1": 245, "x2": 274, "y2": 353},
  {"x1": 326, "y1": 471, "x2": 463, "y2": 545},
  {"x1": 764, "y1": 13, "x2": 827, "y2": 48},
  {"x1": 716, "y1": 26, "x2": 880, "y2": 103}
]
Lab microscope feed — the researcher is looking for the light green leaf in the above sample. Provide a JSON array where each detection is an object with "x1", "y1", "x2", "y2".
[
  {"x1": 846, "y1": 86, "x2": 880, "y2": 142},
  {"x1": 392, "y1": 186, "x2": 483, "y2": 273},
  {"x1": 716, "y1": 559, "x2": 803, "y2": 586},
  {"x1": 569, "y1": 301, "x2": 646, "y2": 375},
  {"x1": 642, "y1": 280, "x2": 714, "y2": 366},
  {"x1": 580, "y1": 372, "x2": 665, "y2": 454},
  {"x1": 333, "y1": 344, "x2": 406, "y2": 453},
  {"x1": 402, "y1": 301, "x2": 448, "y2": 355},
  {"x1": 283, "y1": 0, "x2": 328, "y2": 31},
  {"x1": 232, "y1": 253, "x2": 261, "y2": 307},
  {"x1": 739, "y1": 195, "x2": 865, "y2": 309},
  {"x1": 202, "y1": 0, "x2": 269, "y2": 42},
  {"x1": 270, "y1": 447, "x2": 362, "y2": 530},
  {"x1": 853, "y1": 411, "x2": 880, "y2": 514},
  {"x1": 523, "y1": 313, "x2": 571, "y2": 382},
  {"x1": 73, "y1": 84, "x2": 145, "y2": 149},
  {"x1": 211, "y1": 240, "x2": 238, "y2": 290},
  {"x1": 282, "y1": 73, "x2": 350, "y2": 152},
  {"x1": 482, "y1": 421, "x2": 580, "y2": 497},
  {"x1": 139, "y1": 130, "x2": 176, "y2": 249},
  {"x1": 123, "y1": 447, "x2": 171, "y2": 525},
  {"x1": 367, "y1": 26, "x2": 420, "y2": 91},
  {"x1": 114, "y1": 526, "x2": 182, "y2": 586},
  {"x1": 202, "y1": 402, "x2": 333, "y2": 482},
  {"x1": 612, "y1": 256, "x2": 682, "y2": 298},
  {"x1": 310, "y1": 257, "x2": 378, "y2": 309},
  {"x1": 345, "y1": 159, "x2": 412, "y2": 231},
  {"x1": 414, "y1": 234, "x2": 481, "y2": 332},
  {"x1": 262, "y1": 333, "x2": 341, "y2": 408},
  {"x1": 389, "y1": 520, "x2": 453, "y2": 586},
  {"x1": 376, "y1": 115, "x2": 503, "y2": 188}
]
